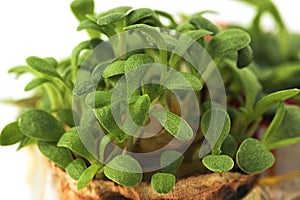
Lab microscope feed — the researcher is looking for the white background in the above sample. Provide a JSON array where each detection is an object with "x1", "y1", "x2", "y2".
[{"x1": 0, "y1": 1, "x2": 299, "y2": 199}]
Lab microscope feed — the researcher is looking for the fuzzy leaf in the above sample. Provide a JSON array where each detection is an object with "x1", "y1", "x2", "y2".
[
  {"x1": 19, "y1": 109, "x2": 65, "y2": 142},
  {"x1": 85, "y1": 91, "x2": 112, "y2": 108},
  {"x1": 221, "y1": 135, "x2": 237, "y2": 158},
  {"x1": 253, "y1": 88, "x2": 300, "y2": 118},
  {"x1": 97, "y1": 12, "x2": 126, "y2": 26},
  {"x1": 236, "y1": 138, "x2": 275, "y2": 174},
  {"x1": 262, "y1": 105, "x2": 300, "y2": 150},
  {"x1": 73, "y1": 81, "x2": 95, "y2": 96},
  {"x1": 151, "y1": 110, "x2": 194, "y2": 140},
  {"x1": 189, "y1": 16, "x2": 219, "y2": 34},
  {"x1": 17, "y1": 137, "x2": 36, "y2": 150},
  {"x1": 26, "y1": 56, "x2": 61, "y2": 78},
  {"x1": 77, "y1": 164, "x2": 100, "y2": 190},
  {"x1": 124, "y1": 54, "x2": 154, "y2": 73},
  {"x1": 57, "y1": 109, "x2": 76, "y2": 127},
  {"x1": 66, "y1": 158, "x2": 87, "y2": 180},
  {"x1": 102, "y1": 60, "x2": 125, "y2": 78},
  {"x1": 57, "y1": 127, "x2": 96, "y2": 163},
  {"x1": 71, "y1": 0, "x2": 94, "y2": 22},
  {"x1": 202, "y1": 155, "x2": 234, "y2": 172},
  {"x1": 160, "y1": 151, "x2": 184, "y2": 175},
  {"x1": 164, "y1": 72, "x2": 202, "y2": 90},
  {"x1": 38, "y1": 141, "x2": 73, "y2": 169},
  {"x1": 151, "y1": 173, "x2": 175, "y2": 194},
  {"x1": 207, "y1": 29, "x2": 251, "y2": 59},
  {"x1": 99, "y1": 134, "x2": 112, "y2": 163},
  {"x1": 24, "y1": 78, "x2": 52, "y2": 91},
  {"x1": 103, "y1": 155, "x2": 143, "y2": 187},
  {"x1": 0, "y1": 122, "x2": 24, "y2": 146},
  {"x1": 126, "y1": 8, "x2": 156, "y2": 25},
  {"x1": 201, "y1": 109, "x2": 231, "y2": 155}
]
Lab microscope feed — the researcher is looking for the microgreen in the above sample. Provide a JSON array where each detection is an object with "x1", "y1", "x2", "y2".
[{"x1": 1, "y1": 0, "x2": 300, "y2": 195}]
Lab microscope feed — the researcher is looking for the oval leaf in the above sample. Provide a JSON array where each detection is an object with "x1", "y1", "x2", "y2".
[
  {"x1": 26, "y1": 56, "x2": 60, "y2": 78},
  {"x1": 103, "y1": 155, "x2": 142, "y2": 187},
  {"x1": 237, "y1": 45, "x2": 253, "y2": 68},
  {"x1": 236, "y1": 138, "x2": 275, "y2": 174},
  {"x1": 77, "y1": 164, "x2": 100, "y2": 190},
  {"x1": 221, "y1": 135, "x2": 237, "y2": 158},
  {"x1": 151, "y1": 110, "x2": 194, "y2": 140},
  {"x1": 24, "y1": 78, "x2": 52, "y2": 91},
  {"x1": 202, "y1": 155, "x2": 234, "y2": 172},
  {"x1": 0, "y1": 122, "x2": 24, "y2": 146},
  {"x1": 97, "y1": 12, "x2": 126, "y2": 26},
  {"x1": 73, "y1": 81, "x2": 96, "y2": 96},
  {"x1": 102, "y1": 60, "x2": 125, "y2": 78},
  {"x1": 66, "y1": 158, "x2": 87, "y2": 180},
  {"x1": 71, "y1": 0, "x2": 94, "y2": 22},
  {"x1": 160, "y1": 150, "x2": 184, "y2": 175},
  {"x1": 85, "y1": 90, "x2": 112, "y2": 108},
  {"x1": 19, "y1": 109, "x2": 65, "y2": 142},
  {"x1": 151, "y1": 173, "x2": 175, "y2": 194},
  {"x1": 164, "y1": 72, "x2": 202, "y2": 90}
]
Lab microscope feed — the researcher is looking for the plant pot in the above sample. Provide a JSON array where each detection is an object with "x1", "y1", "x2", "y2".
[{"x1": 49, "y1": 161, "x2": 257, "y2": 200}]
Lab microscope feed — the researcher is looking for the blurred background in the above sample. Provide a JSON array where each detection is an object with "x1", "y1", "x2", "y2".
[{"x1": 0, "y1": 0, "x2": 299, "y2": 199}]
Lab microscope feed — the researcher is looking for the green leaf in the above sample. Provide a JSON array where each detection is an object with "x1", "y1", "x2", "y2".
[
  {"x1": 124, "y1": 54, "x2": 154, "y2": 73},
  {"x1": 102, "y1": 60, "x2": 125, "y2": 78},
  {"x1": 253, "y1": 89, "x2": 300, "y2": 118},
  {"x1": 207, "y1": 29, "x2": 251, "y2": 59},
  {"x1": 221, "y1": 135, "x2": 237, "y2": 158},
  {"x1": 151, "y1": 110, "x2": 194, "y2": 140},
  {"x1": 57, "y1": 127, "x2": 96, "y2": 163},
  {"x1": 100, "y1": 6, "x2": 132, "y2": 16},
  {"x1": 57, "y1": 109, "x2": 76, "y2": 127},
  {"x1": 19, "y1": 109, "x2": 65, "y2": 142},
  {"x1": 236, "y1": 138, "x2": 275, "y2": 174},
  {"x1": 164, "y1": 72, "x2": 202, "y2": 90},
  {"x1": 201, "y1": 109, "x2": 231, "y2": 155},
  {"x1": 85, "y1": 91, "x2": 112, "y2": 108},
  {"x1": 66, "y1": 158, "x2": 87, "y2": 180},
  {"x1": 151, "y1": 173, "x2": 175, "y2": 194},
  {"x1": 73, "y1": 81, "x2": 95, "y2": 96},
  {"x1": 8, "y1": 66, "x2": 32, "y2": 78},
  {"x1": 237, "y1": 45, "x2": 253, "y2": 68},
  {"x1": 262, "y1": 105, "x2": 300, "y2": 150},
  {"x1": 38, "y1": 141, "x2": 73, "y2": 169},
  {"x1": 77, "y1": 164, "x2": 100, "y2": 190},
  {"x1": 103, "y1": 155, "x2": 143, "y2": 187},
  {"x1": 202, "y1": 155, "x2": 234, "y2": 172},
  {"x1": 17, "y1": 136, "x2": 36, "y2": 150},
  {"x1": 126, "y1": 8, "x2": 156, "y2": 25},
  {"x1": 26, "y1": 56, "x2": 60, "y2": 78},
  {"x1": 97, "y1": 12, "x2": 126, "y2": 26},
  {"x1": 0, "y1": 122, "x2": 24, "y2": 146},
  {"x1": 160, "y1": 151, "x2": 184, "y2": 175},
  {"x1": 99, "y1": 134, "x2": 112, "y2": 163},
  {"x1": 24, "y1": 78, "x2": 52, "y2": 91},
  {"x1": 189, "y1": 16, "x2": 219, "y2": 34},
  {"x1": 71, "y1": 0, "x2": 94, "y2": 22}
]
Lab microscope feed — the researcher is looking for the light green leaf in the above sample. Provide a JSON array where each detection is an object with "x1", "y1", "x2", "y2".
[
  {"x1": 57, "y1": 127, "x2": 96, "y2": 163},
  {"x1": 66, "y1": 158, "x2": 87, "y2": 180},
  {"x1": 102, "y1": 60, "x2": 125, "y2": 78},
  {"x1": 73, "y1": 81, "x2": 95, "y2": 96},
  {"x1": 207, "y1": 29, "x2": 251, "y2": 59},
  {"x1": 221, "y1": 135, "x2": 237, "y2": 158},
  {"x1": 26, "y1": 56, "x2": 60, "y2": 78},
  {"x1": 151, "y1": 110, "x2": 194, "y2": 140},
  {"x1": 189, "y1": 16, "x2": 219, "y2": 34},
  {"x1": 103, "y1": 155, "x2": 143, "y2": 187},
  {"x1": 160, "y1": 151, "x2": 184, "y2": 175},
  {"x1": 201, "y1": 108, "x2": 231, "y2": 155},
  {"x1": 97, "y1": 13, "x2": 126, "y2": 26},
  {"x1": 236, "y1": 138, "x2": 275, "y2": 174},
  {"x1": 151, "y1": 173, "x2": 175, "y2": 194},
  {"x1": 164, "y1": 72, "x2": 202, "y2": 90},
  {"x1": 99, "y1": 134, "x2": 112, "y2": 163},
  {"x1": 202, "y1": 155, "x2": 234, "y2": 172},
  {"x1": 38, "y1": 141, "x2": 73, "y2": 169},
  {"x1": 77, "y1": 164, "x2": 100, "y2": 190},
  {"x1": 19, "y1": 109, "x2": 65, "y2": 142},
  {"x1": 124, "y1": 54, "x2": 154, "y2": 73},
  {"x1": 0, "y1": 122, "x2": 24, "y2": 146},
  {"x1": 71, "y1": 0, "x2": 94, "y2": 22},
  {"x1": 85, "y1": 91, "x2": 112, "y2": 108},
  {"x1": 262, "y1": 105, "x2": 300, "y2": 150},
  {"x1": 24, "y1": 78, "x2": 52, "y2": 91},
  {"x1": 94, "y1": 105, "x2": 122, "y2": 134},
  {"x1": 253, "y1": 89, "x2": 300, "y2": 118}
]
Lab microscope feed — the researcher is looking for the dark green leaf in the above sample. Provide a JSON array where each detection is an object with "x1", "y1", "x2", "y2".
[
  {"x1": 164, "y1": 72, "x2": 202, "y2": 90},
  {"x1": 66, "y1": 158, "x2": 87, "y2": 180},
  {"x1": 85, "y1": 91, "x2": 112, "y2": 108},
  {"x1": 201, "y1": 109, "x2": 231, "y2": 155},
  {"x1": 237, "y1": 45, "x2": 253, "y2": 68},
  {"x1": 221, "y1": 135, "x2": 237, "y2": 158},
  {"x1": 38, "y1": 141, "x2": 73, "y2": 169},
  {"x1": 207, "y1": 29, "x2": 251, "y2": 59},
  {"x1": 262, "y1": 105, "x2": 300, "y2": 150},
  {"x1": 103, "y1": 155, "x2": 143, "y2": 187},
  {"x1": 236, "y1": 138, "x2": 275, "y2": 174},
  {"x1": 57, "y1": 109, "x2": 75, "y2": 127},
  {"x1": 0, "y1": 122, "x2": 24, "y2": 146},
  {"x1": 17, "y1": 136, "x2": 36, "y2": 150},
  {"x1": 151, "y1": 110, "x2": 194, "y2": 140},
  {"x1": 97, "y1": 12, "x2": 126, "y2": 26},
  {"x1": 77, "y1": 164, "x2": 100, "y2": 190},
  {"x1": 160, "y1": 151, "x2": 184, "y2": 175},
  {"x1": 24, "y1": 78, "x2": 52, "y2": 91},
  {"x1": 57, "y1": 127, "x2": 96, "y2": 163},
  {"x1": 71, "y1": 0, "x2": 94, "y2": 22},
  {"x1": 126, "y1": 8, "x2": 156, "y2": 25},
  {"x1": 202, "y1": 155, "x2": 234, "y2": 172},
  {"x1": 151, "y1": 173, "x2": 175, "y2": 194},
  {"x1": 26, "y1": 56, "x2": 60, "y2": 78},
  {"x1": 19, "y1": 109, "x2": 65, "y2": 142},
  {"x1": 189, "y1": 16, "x2": 219, "y2": 34},
  {"x1": 102, "y1": 60, "x2": 125, "y2": 78}
]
